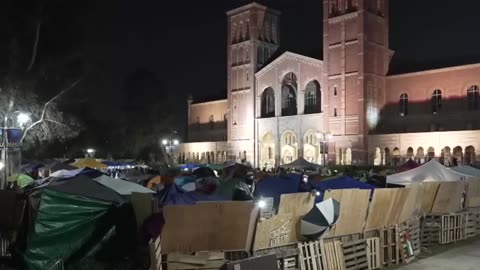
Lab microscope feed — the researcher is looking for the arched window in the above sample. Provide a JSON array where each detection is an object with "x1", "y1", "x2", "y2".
[
  {"x1": 257, "y1": 46, "x2": 264, "y2": 64},
  {"x1": 399, "y1": 93, "x2": 408, "y2": 116},
  {"x1": 261, "y1": 87, "x2": 275, "y2": 118},
  {"x1": 305, "y1": 80, "x2": 322, "y2": 114},
  {"x1": 281, "y1": 72, "x2": 298, "y2": 116},
  {"x1": 467, "y1": 85, "x2": 480, "y2": 111},
  {"x1": 432, "y1": 89, "x2": 442, "y2": 114}
]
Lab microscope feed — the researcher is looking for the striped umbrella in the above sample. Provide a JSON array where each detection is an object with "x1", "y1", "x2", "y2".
[{"x1": 301, "y1": 198, "x2": 340, "y2": 239}]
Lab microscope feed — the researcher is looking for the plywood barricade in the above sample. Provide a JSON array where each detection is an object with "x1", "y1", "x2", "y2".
[
  {"x1": 431, "y1": 181, "x2": 465, "y2": 214},
  {"x1": 466, "y1": 179, "x2": 480, "y2": 208},
  {"x1": 324, "y1": 189, "x2": 371, "y2": 237},
  {"x1": 419, "y1": 183, "x2": 440, "y2": 214},
  {"x1": 253, "y1": 193, "x2": 314, "y2": 251},
  {"x1": 161, "y1": 201, "x2": 258, "y2": 253}
]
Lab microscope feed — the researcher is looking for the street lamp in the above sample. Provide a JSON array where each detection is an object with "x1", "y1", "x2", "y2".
[
  {"x1": 162, "y1": 136, "x2": 180, "y2": 155},
  {"x1": 317, "y1": 131, "x2": 332, "y2": 166},
  {"x1": 86, "y1": 148, "x2": 96, "y2": 158},
  {"x1": 1, "y1": 111, "x2": 30, "y2": 189}
]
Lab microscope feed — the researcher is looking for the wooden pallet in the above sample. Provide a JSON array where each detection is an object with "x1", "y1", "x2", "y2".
[
  {"x1": 322, "y1": 239, "x2": 346, "y2": 270},
  {"x1": 440, "y1": 213, "x2": 466, "y2": 244},
  {"x1": 254, "y1": 244, "x2": 299, "y2": 270},
  {"x1": 366, "y1": 238, "x2": 381, "y2": 270},
  {"x1": 342, "y1": 239, "x2": 368, "y2": 270},
  {"x1": 149, "y1": 237, "x2": 162, "y2": 270},
  {"x1": 466, "y1": 208, "x2": 480, "y2": 238},
  {"x1": 298, "y1": 241, "x2": 324, "y2": 270},
  {"x1": 378, "y1": 225, "x2": 400, "y2": 267},
  {"x1": 421, "y1": 215, "x2": 441, "y2": 248}
]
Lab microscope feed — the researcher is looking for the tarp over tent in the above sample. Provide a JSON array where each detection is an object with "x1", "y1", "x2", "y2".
[
  {"x1": 255, "y1": 174, "x2": 307, "y2": 206},
  {"x1": 163, "y1": 184, "x2": 228, "y2": 205},
  {"x1": 450, "y1": 165, "x2": 480, "y2": 177},
  {"x1": 387, "y1": 159, "x2": 471, "y2": 185},
  {"x1": 94, "y1": 175, "x2": 154, "y2": 195},
  {"x1": 398, "y1": 159, "x2": 420, "y2": 172},
  {"x1": 280, "y1": 157, "x2": 322, "y2": 170}
]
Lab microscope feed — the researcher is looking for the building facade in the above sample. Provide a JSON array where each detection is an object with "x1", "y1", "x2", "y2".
[{"x1": 177, "y1": 0, "x2": 480, "y2": 168}]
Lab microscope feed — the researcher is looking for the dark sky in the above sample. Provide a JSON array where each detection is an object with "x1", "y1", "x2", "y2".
[{"x1": 79, "y1": 0, "x2": 480, "y2": 132}]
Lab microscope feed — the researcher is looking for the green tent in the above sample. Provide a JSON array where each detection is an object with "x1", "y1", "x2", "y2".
[{"x1": 24, "y1": 189, "x2": 113, "y2": 270}]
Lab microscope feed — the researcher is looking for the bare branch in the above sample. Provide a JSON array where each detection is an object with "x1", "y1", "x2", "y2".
[
  {"x1": 21, "y1": 79, "x2": 82, "y2": 142},
  {"x1": 44, "y1": 118, "x2": 68, "y2": 127},
  {"x1": 26, "y1": 20, "x2": 42, "y2": 72}
]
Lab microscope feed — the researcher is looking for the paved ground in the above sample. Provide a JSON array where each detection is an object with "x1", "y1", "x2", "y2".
[{"x1": 396, "y1": 239, "x2": 480, "y2": 270}]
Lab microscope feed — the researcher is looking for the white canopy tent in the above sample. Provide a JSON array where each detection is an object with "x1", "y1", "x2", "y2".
[
  {"x1": 449, "y1": 165, "x2": 480, "y2": 177},
  {"x1": 387, "y1": 160, "x2": 472, "y2": 185},
  {"x1": 94, "y1": 175, "x2": 154, "y2": 195}
]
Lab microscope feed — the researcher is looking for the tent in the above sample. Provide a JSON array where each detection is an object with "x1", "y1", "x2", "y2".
[
  {"x1": 71, "y1": 159, "x2": 108, "y2": 169},
  {"x1": 387, "y1": 159, "x2": 471, "y2": 185},
  {"x1": 280, "y1": 157, "x2": 322, "y2": 170},
  {"x1": 310, "y1": 176, "x2": 375, "y2": 201},
  {"x1": 398, "y1": 159, "x2": 420, "y2": 172},
  {"x1": 24, "y1": 174, "x2": 135, "y2": 270},
  {"x1": 178, "y1": 163, "x2": 199, "y2": 170},
  {"x1": 449, "y1": 165, "x2": 480, "y2": 177},
  {"x1": 255, "y1": 174, "x2": 307, "y2": 206},
  {"x1": 163, "y1": 184, "x2": 228, "y2": 206},
  {"x1": 94, "y1": 175, "x2": 154, "y2": 195}
]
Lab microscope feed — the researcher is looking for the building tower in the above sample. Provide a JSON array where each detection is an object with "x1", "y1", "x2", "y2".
[
  {"x1": 226, "y1": 2, "x2": 280, "y2": 162},
  {"x1": 323, "y1": 0, "x2": 392, "y2": 164}
]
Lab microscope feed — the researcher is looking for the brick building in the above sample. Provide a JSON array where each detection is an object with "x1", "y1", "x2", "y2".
[{"x1": 177, "y1": 0, "x2": 480, "y2": 168}]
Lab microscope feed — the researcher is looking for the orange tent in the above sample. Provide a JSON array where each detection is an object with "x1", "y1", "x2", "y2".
[{"x1": 146, "y1": 175, "x2": 175, "y2": 190}]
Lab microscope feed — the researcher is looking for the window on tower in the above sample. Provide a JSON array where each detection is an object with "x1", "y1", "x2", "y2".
[
  {"x1": 261, "y1": 87, "x2": 275, "y2": 118},
  {"x1": 399, "y1": 93, "x2": 408, "y2": 116},
  {"x1": 467, "y1": 85, "x2": 480, "y2": 111},
  {"x1": 431, "y1": 89, "x2": 442, "y2": 114},
  {"x1": 281, "y1": 72, "x2": 298, "y2": 116}
]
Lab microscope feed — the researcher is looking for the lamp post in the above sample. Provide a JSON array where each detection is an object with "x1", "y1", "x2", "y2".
[
  {"x1": 86, "y1": 148, "x2": 96, "y2": 158},
  {"x1": 317, "y1": 131, "x2": 332, "y2": 166},
  {"x1": 1, "y1": 112, "x2": 31, "y2": 189}
]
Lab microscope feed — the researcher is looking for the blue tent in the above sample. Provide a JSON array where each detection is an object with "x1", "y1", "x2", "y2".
[
  {"x1": 178, "y1": 163, "x2": 199, "y2": 170},
  {"x1": 256, "y1": 174, "x2": 308, "y2": 206},
  {"x1": 102, "y1": 161, "x2": 134, "y2": 167},
  {"x1": 310, "y1": 176, "x2": 375, "y2": 201},
  {"x1": 163, "y1": 184, "x2": 228, "y2": 205}
]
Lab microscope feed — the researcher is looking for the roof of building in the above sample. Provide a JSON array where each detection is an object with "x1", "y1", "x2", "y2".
[
  {"x1": 256, "y1": 50, "x2": 323, "y2": 77},
  {"x1": 388, "y1": 54, "x2": 480, "y2": 76},
  {"x1": 190, "y1": 91, "x2": 227, "y2": 105}
]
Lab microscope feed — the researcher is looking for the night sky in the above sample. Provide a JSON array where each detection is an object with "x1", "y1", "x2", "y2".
[{"x1": 84, "y1": 0, "x2": 480, "y2": 120}]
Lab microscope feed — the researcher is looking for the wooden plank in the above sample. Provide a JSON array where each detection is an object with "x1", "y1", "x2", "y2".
[
  {"x1": 253, "y1": 214, "x2": 295, "y2": 250},
  {"x1": 419, "y1": 183, "x2": 440, "y2": 215},
  {"x1": 167, "y1": 260, "x2": 225, "y2": 270},
  {"x1": 466, "y1": 179, "x2": 480, "y2": 208},
  {"x1": 325, "y1": 189, "x2": 371, "y2": 237},
  {"x1": 161, "y1": 201, "x2": 258, "y2": 253},
  {"x1": 365, "y1": 189, "x2": 400, "y2": 231},
  {"x1": 431, "y1": 182, "x2": 465, "y2": 214},
  {"x1": 168, "y1": 253, "x2": 208, "y2": 265},
  {"x1": 278, "y1": 192, "x2": 315, "y2": 216},
  {"x1": 399, "y1": 185, "x2": 422, "y2": 223}
]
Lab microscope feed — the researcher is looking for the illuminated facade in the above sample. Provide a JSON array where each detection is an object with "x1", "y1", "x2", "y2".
[{"x1": 177, "y1": 1, "x2": 480, "y2": 167}]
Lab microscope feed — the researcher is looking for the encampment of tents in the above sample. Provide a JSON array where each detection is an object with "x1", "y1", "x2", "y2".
[
  {"x1": 387, "y1": 159, "x2": 471, "y2": 185},
  {"x1": 310, "y1": 176, "x2": 375, "y2": 201}
]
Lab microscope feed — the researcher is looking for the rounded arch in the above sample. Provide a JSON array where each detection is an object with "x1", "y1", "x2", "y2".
[
  {"x1": 441, "y1": 147, "x2": 452, "y2": 166},
  {"x1": 304, "y1": 80, "x2": 322, "y2": 114},
  {"x1": 280, "y1": 130, "x2": 298, "y2": 165},
  {"x1": 416, "y1": 147, "x2": 425, "y2": 163},
  {"x1": 465, "y1": 146, "x2": 476, "y2": 165},
  {"x1": 373, "y1": 147, "x2": 382, "y2": 165},
  {"x1": 453, "y1": 146, "x2": 463, "y2": 165},
  {"x1": 281, "y1": 72, "x2": 298, "y2": 116},
  {"x1": 344, "y1": 148, "x2": 352, "y2": 165},
  {"x1": 336, "y1": 147, "x2": 343, "y2": 165},
  {"x1": 427, "y1": 147, "x2": 435, "y2": 161},
  {"x1": 303, "y1": 129, "x2": 320, "y2": 164},
  {"x1": 392, "y1": 147, "x2": 401, "y2": 166},
  {"x1": 406, "y1": 147, "x2": 414, "y2": 160},
  {"x1": 384, "y1": 147, "x2": 391, "y2": 166},
  {"x1": 261, "y1": 87, "x2": 275, "y2": 118}
]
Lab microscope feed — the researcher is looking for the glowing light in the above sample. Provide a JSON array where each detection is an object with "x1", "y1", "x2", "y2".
[
  {"x1": 302, "y1": 175, "x2": 309, "y2": 183},
  {"x1": 17, "y1": 113, "x2": 31, "y2": 126},
  {"x1": 173, "y1": 139, "x2": 179, "y2": 145},
  {"x1": 87, "y1": 148, "x2": 95, "y2": 154},
  {"x1": 0, "y1": 162, "x2": 4, "y2": 170},
  {"x1": 316, "y1": 191, "x2": 321, "y2": 197},
  {"x1": 257, "y1": 200, "x2": 266, "y2": 209},
  {"x1": 162, "y1": 139, "x2": 168, "y2": 145}
]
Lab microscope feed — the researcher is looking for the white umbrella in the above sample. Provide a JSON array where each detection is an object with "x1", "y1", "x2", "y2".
[{"x1": 301, "y1": 198, "x2": 340, "y2": 239}]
